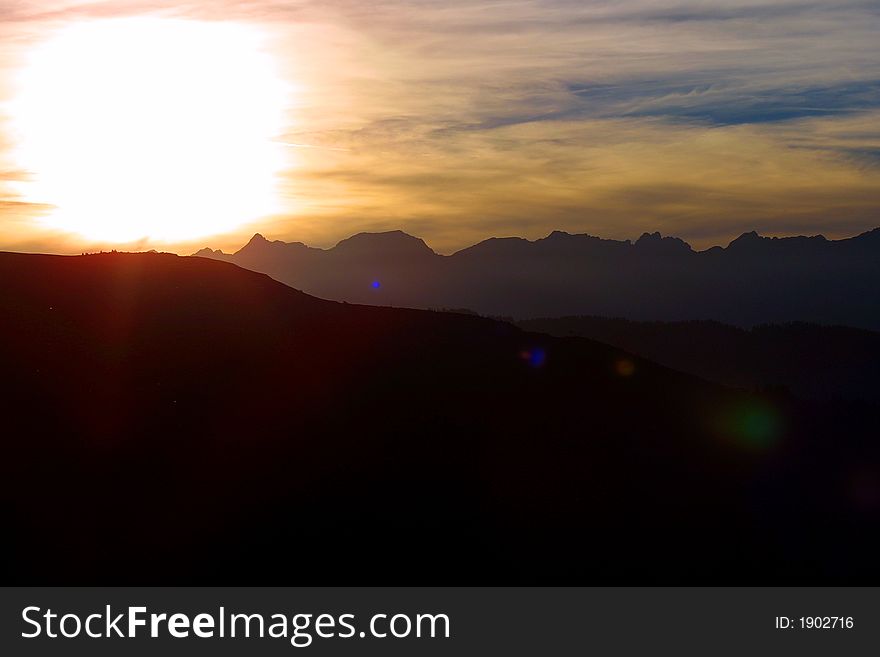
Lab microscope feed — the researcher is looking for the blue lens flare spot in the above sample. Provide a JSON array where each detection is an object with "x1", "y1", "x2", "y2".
[
  {"x1": 520, "y1": 347, "x2": 546, "y2": 368},
  {"x1": 371, "y1": 280, "x2": 381, "y2": 289}
]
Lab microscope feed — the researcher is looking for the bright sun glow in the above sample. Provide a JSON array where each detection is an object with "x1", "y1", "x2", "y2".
[{"x1": 8, "y1": 18, "x2": 289, "y2": 243}]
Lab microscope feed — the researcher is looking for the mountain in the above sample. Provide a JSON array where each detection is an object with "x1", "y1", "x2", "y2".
[
  {"x1": 1, "y1": 251, "x2": 878, "y2": 584},
  {"x1": 518, "y1": 317, "x2": 880, "y2": 402},
  {"x1": 196, "y1": 227, "x2": 880, "y2": 330}
]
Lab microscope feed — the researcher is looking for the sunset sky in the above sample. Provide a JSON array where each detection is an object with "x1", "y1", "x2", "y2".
[{"x1": 0, "y1": 0, "x2": 878, "y2": 254}]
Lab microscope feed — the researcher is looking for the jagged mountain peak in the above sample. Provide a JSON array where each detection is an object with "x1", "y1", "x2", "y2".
[
  {"x1": 727, "y1": 231, "x2": 764, "y2": 249},
  {"x1": 635, "y1": 231, "x2": 692, "y2": 252}
]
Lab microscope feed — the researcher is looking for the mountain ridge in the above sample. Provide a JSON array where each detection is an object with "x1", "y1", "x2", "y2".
[
  {"x1": 518, "y1": 316, "x2": 880, "y2": 402},
  {"x1": 200, "y1": 226, "x2": 880, "y2": 259},
  {"x1": 195, "y1": 226, "x2": 880, "y2": 329}
]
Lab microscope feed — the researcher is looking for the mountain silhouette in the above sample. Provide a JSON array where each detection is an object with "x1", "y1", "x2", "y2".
[
  {"x1": 2, "y1": 251, "x2": 878, "y2": 583},
  {"x1": 196, "y1": 227, "x2": 880, "y2": 329},
  {"x1": 519, "y1": 317, "x2": 880, "y2": 402}
]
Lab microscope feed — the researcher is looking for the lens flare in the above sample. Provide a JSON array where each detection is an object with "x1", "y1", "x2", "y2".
[
  {"x1": 716, "y1": 401, "x2": 782, "y2": 450},
  {"x1": 520, "y1": 347, "x2": 547, "y2": 368}
]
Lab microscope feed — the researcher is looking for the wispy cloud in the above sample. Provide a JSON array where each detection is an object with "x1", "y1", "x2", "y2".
[{"x1": 1, "y1": 1, "x2": 879, "y2": 252}]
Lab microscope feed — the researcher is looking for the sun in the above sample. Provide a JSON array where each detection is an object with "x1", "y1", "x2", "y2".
[{"x1": 8, "y1": 18, "x2": 290, "y2": 244}]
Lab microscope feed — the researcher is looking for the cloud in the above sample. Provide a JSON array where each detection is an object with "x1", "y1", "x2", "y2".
[
  {"x1": 271, "y1": 111, "x2": 880, "y2": 251},
  {"x1": 1, "y1": 1, "x2": 879, "y2": 252}
]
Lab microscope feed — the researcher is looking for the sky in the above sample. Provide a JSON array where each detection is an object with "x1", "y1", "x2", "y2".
[{"x1": 0, "y1": 0, "x2": 878, "y2": 254}]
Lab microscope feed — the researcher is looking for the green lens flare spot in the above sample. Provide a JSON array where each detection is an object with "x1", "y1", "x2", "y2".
[
  {"x1": 714, "y1": 402, "x2": 782, "y2": 450},
  {"x1": 741, "y1": 408, "x2": 778, "y2": 446}
]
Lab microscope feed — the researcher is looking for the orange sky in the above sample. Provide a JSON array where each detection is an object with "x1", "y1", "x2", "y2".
[{"x1": 1, "y1": 1, "x2": 878, "y2": 254}]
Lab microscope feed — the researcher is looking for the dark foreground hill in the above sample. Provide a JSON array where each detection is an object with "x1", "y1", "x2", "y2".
[
  {"x1": 519, "y1": 317, "x2": 880, "y2": 402},
  {"x1": 196, "y1": 227, "x2": 880, "y2": 329},
  {"x1": 1, "y1": 252, "x2": 878, "y2": 584}
]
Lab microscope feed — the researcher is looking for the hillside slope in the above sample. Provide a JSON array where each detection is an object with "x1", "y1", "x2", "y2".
[
  {"x1": 1, "y1": 252, "x2": 877, "y2": 583},
  {"x1": 518, "y1": 317, "x2": 880, "y2": 401}
]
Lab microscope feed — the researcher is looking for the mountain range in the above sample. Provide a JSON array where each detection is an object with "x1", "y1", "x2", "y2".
[
  {"x1": 196, "y1": 227, "x2": 880, "y2": 329},
  {"x1": 518, "y1": 317, "x2": 880, "y2": 402},
  {"x1": 2, "y1": 251, "x2": 878, "y2": 583}
]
